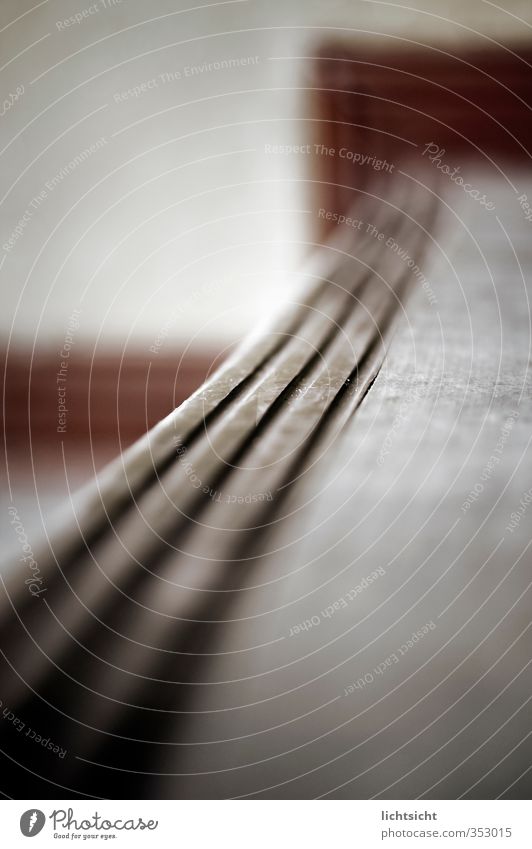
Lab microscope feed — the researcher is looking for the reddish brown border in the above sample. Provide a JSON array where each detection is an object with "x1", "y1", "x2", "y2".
[
  {"x1": 309, "y1": 43, "x2": 532, "y2": 237},
  {"x1": 2, "y1": 347, "x2": 222, "y2": 452}
]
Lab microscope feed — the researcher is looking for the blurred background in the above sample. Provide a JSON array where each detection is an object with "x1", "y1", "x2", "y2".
[
  {"x1": 1, "y1": 0, "x2": 531, "y2": 530},
  {"x1": 1, "y1": 0, "x2": 532, "y2": 801}
]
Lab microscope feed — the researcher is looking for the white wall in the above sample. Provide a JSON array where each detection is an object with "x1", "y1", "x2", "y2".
[{"x1": 1, "y1": 0, "x2": 531, "y2": 353}]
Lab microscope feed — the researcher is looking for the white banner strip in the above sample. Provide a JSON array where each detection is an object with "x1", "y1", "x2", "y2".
[{"x1": 1, "y1": 800, "x2": 530, "y2": 848}]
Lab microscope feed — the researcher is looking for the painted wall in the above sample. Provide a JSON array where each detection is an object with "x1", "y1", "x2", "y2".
[{"x1": 1, "y1": 0, "x2": 530, "y2": 352}]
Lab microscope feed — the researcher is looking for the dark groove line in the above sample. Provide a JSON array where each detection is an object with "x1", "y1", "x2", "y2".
[{"x1": 0, "y1": 187, "x2": 440, "y2": 797}]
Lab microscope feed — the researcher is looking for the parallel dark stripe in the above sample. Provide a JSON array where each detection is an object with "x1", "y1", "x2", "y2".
[{"x1": 0, "y1": 180, "x2": 438, "y2": 797}]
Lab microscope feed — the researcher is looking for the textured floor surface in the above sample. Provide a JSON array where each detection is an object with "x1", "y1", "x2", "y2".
[{"x1": 1, "y1": 166, "x2": 531, "y2": 799}]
